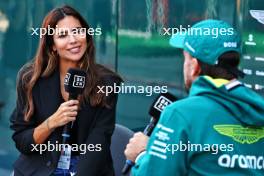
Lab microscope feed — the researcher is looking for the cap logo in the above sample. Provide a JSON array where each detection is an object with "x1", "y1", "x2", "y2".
[{"x1": 224, "y1": 42, "x2": 237, "y2": 48}]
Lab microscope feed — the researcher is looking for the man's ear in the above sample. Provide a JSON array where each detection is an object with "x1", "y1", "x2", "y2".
[{"x1": 191, "y1": 58, "x2": 201, "y2": 79}]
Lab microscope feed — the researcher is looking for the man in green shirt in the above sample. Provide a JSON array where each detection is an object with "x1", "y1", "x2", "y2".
[{"x1": 124, "y1": 19, "x2": 264, "y2": 175}]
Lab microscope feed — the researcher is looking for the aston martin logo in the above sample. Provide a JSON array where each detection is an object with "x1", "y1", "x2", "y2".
[{"x1": 213, "y1": 125, "x2": 264, "y2": 144}]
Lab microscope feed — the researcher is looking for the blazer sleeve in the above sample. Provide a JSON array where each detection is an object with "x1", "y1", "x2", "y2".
[
  {"x1": 10, "y1": 69, "x2": 37, "y2": 155},
  {"x1": 77, "y1": 77, "x2": 119, "y2": 175}
]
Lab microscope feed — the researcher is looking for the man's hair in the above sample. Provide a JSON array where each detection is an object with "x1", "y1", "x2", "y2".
[{"x1": 198, "y1": 51, "x2": 240, "y2": 80}]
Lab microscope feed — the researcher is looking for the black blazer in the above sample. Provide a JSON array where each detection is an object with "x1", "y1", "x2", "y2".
[{"x1": 10, "y1": 66, "x2": 119, "y2": 176}]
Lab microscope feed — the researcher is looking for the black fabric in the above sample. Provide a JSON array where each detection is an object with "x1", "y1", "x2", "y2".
[
  {"x1": 110, "y1": 124, "x2": 134, "y2": 176},
  {"x1": 10, "y1": 66, "x2": 119, "y2": 176}
]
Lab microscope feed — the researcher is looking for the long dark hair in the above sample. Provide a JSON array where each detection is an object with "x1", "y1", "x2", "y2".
[{"x1": 21, "y1": 5, "x2": 121, "y2": 121}]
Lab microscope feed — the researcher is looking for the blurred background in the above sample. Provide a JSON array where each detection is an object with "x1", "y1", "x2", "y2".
[{"x1": 0, "y1": 0, "x2": 263, "y2": 174}]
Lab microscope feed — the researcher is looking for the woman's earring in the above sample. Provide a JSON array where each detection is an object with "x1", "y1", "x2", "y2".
[{"x1": 52, "y1": 50, "x2": 58, "y2": 57}]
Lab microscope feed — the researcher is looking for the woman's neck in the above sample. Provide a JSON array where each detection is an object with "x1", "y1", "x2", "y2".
[{"x1": 59, "y1": 59, "x2": 78, "y2": 78}]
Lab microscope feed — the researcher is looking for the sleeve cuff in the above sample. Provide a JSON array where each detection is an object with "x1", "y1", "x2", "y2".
[{"x1": 135, "y1": 150, "x2": 146, "y2": 164}]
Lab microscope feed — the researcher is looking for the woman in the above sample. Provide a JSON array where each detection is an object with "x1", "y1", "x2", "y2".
[{"x1": 10, "y1": 5, "x2": 121, "y2": 176}]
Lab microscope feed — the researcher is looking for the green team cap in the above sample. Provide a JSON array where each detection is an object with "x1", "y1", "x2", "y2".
[{"x1": 169, "y1": 19, "x2": 242, "y2": 65}]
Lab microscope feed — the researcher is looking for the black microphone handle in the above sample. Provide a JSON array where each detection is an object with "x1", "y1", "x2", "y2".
[
  {"x1": 122, "y1": 93, "x2": 177, "y2": 175},
  {"x1": 122, "y1": 117, "x2": 157, "y2": 175},
  {"x1": 68, "y1": 93, "x2": 78, "y2": 100},
  {"x1": 62, "y1": 93, "x2": 78, "y2": 144},
  {"x1": 143, "y1": 117, "x2": 157, "y2": 136}
]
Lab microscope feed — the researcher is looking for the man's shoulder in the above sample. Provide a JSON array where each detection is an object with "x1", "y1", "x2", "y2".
[
  {"x1": 167, "y1": 95, "x2": 211, "y2": 111},
  {"x1": 162, "y1": 95, "x2": 219, "y2": 123}
]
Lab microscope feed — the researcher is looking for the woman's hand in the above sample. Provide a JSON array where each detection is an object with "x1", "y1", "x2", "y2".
[
  {"x1": 48, "y1": 100, "x2": 79, "y2": 130},
  {"x1": 33, "y1": 100, "x2": 79, "y2": 144}
]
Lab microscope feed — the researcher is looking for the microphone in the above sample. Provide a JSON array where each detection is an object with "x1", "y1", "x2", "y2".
[
  {"x1": 144, "y1": 92, "x2": 177, "y2": 135},
  {"x1": 122, "y1": 92, "x2": 177, "y2": 175},
  {"x1": 57, "y1": 68, "x2": 86, "y2": 170},
  {"x1": 62, "y1": 68, "x2": 86, "y2": 143}
]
